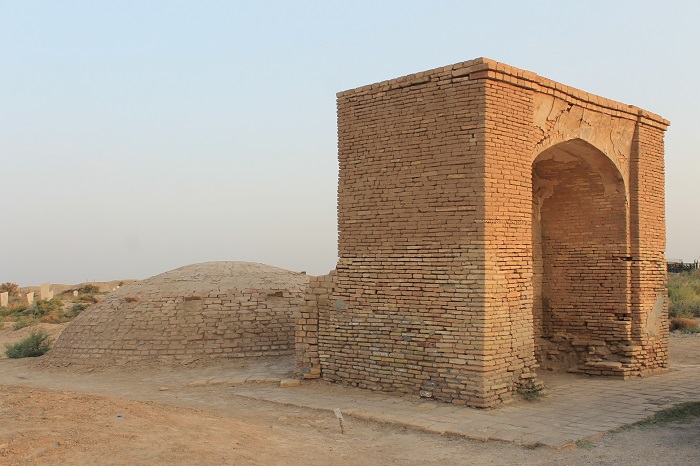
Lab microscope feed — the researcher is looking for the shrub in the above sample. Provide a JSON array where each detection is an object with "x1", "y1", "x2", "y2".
[
  {"x1": 29, "y1": 298, "x2": 70, "y2": 324},
  {"x1": 39, "y1": 312, "x2": 64, "y2": 324},
  {"x1": 31, "y1": 298, "x2": 64, "y2": 318},
  {"x1": 70, "y1": 303, "x2": 87, "y2": 314},
  {"x1": 518, "y1": 380, "x2": 546, "y2": 401},
  {"x1": 670, "y1": 317, "x2": 699, "y2": 331},
  {"x1": 4, "y1": 329, "x2": 52, "y2": 358},
  {"x1": 13, "y1": 317, "x2": 37, "y2": 330},
  {"x1": 78, "y1": 284, "x2": 101, "y2": 294},
  {"x1": 7, "y1": 301, "x2": 28, "y2": 314},
  {"x1": 78, "y1": 294, "x2": 96, "y2": 303},
  {"x1": 1, "y1": 302, "x2": 30, "y2": 320},
  {"x1": 0, "y1": 282, "x2": 20, "y2": 297}
]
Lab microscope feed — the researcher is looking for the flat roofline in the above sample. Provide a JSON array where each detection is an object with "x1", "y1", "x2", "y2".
[{"x1": 337, "y1": 57, "x2": 669, "y2": 129}]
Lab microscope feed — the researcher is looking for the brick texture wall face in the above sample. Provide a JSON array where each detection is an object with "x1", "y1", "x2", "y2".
[
  {"x1": 629, "y1": 122, "x2": 670, "y2": 371},
  {"x1": 481, "y1": 79, "x2": 539, "y2": 403},
  {"x1": 329, "y1": 67, "x2": 490, "y2": 406},
  {"x1": 52, "y1": 289, "x2": 305, "y2": 364},
  {"x1": 296, "y1": 58, "x2": 669, "y2": 407}
]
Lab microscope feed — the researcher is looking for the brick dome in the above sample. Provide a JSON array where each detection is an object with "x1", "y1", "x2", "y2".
[{"x1": 45, "y1": 262, "x2": 310, "y2": 365}]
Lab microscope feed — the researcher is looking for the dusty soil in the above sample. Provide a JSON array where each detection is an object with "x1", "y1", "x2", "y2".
[
  {"x1": 669, "y1": 330, "x2": 700, "y2": 364},
  {"x1": 0, "y1": 326, "x2": 698, "y2": 465}
]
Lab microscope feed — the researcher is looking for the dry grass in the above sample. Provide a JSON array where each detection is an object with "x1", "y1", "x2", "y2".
[
  {"x1": 670, "y1": 317, "x2": 699, "y2": 331},
  {"x1": 668, "y1": 270, "x2": 700, "y2": 318}
]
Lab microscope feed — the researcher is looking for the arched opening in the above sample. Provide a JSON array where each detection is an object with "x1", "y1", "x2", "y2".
[{"x1": 532, "y1": 139, "x2": 630, "y2": 373}]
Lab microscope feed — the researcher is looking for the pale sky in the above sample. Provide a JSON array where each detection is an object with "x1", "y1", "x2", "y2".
[{"x1": 1, "y1": 0, "x2": 698, "y2": 286}]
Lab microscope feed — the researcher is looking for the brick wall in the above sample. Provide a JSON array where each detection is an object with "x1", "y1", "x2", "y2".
[
  {"x1": 628, "y1": 120, "x2": 670, "y2": 373},
  {"x1": 480, "y1": 78, "x2": 539, "y2": 403},
  {"x1": 329, "y1": 64, "x2": 492, "y2": 406}
]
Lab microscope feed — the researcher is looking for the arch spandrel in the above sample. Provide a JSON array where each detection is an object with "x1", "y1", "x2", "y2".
[{"x1": 532, "y1": 93, "x2": 636, "y2": 187}]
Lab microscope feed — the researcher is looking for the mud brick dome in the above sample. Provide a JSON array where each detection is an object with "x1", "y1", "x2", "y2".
[
  {"x1": 48, "y1": 262, "x2": 309, "y2": 365},
  {"x1": 296, "y1": 57, "x2": 670, "y2": 408}
]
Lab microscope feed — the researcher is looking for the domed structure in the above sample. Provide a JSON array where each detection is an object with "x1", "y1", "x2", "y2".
[{"x1": 47, "y1": 262, "x2": 310, "y2": 365}]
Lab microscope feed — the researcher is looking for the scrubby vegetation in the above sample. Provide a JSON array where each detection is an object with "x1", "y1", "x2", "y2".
[
  {"x1": 670, "y1": 317, "x2": 699, "y2": 333},
  {"x1": 78, "y1": 284, "x2": 101, "y2": 294},
  {"x1": 31, "y1": 298, "x2": 65, "y2": 320},
  {"x1": 13, "y1": 317, "x2": 37, "y2": 330},
  {"x1": 78, "y1": 293, "x2": 97, "y2": 303},
  {"x1": 1, "y1": 297, "x2": 87, "y2": 327},
  {"x1": 1, "y1": 301, "x2": 24, "y2": 318},
  {"x1": 4, "y1": 329, "x2": 52, "y2": 358},
  {"x1": 518, "y1": 381, "x2": 547, "y2": 401},
  {"x1": 629, "y1": 402, "x2": 700, "y2": 428},
  {"x1": 668, "y1": 270, "x2": 700, "y2": 318},
  {"x1": 0, "y1": 282, "x2": 20, "y2": 296},
  {"x1": 71, "y1": 303, "x2": 87, "y2": 314}
]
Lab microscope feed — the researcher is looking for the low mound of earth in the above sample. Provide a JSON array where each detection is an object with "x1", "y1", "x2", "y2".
[
  {"x1": 40, "y1": 261, "x2": 310, "y2": 367},
  {"x1": 20, "y1": 279, "x2": 139, "y2": 296}
]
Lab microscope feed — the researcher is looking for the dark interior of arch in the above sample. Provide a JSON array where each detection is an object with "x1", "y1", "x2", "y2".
[{"x1": 532, "y1": 139, "x2": 630, "y2": 373}]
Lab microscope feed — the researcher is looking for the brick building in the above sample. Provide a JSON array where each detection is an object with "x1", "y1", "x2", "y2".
[{"x1": 297, "y1": 58, "x2": 670, "y2": 407}]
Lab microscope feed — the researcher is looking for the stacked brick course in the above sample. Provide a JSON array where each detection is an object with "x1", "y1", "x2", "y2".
[
  {"x1": 49, "y1": 262, "x2": 308, "y2": 364},
  {"x1": 296, "y1": 58, "x2": 670, "y2": 407}
]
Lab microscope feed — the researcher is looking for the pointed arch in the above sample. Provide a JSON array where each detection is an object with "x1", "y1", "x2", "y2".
[{"x1": 532, "y1": 138, "x2": 630, "y2": 372}]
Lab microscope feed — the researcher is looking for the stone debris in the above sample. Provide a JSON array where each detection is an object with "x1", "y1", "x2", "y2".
[{"x1": 279, "y1": 379, "x2": 301, "y2": 388}]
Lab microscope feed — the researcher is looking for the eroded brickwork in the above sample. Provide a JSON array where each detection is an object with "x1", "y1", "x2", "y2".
[
  {"x1": 296, "y1": 58, "x2": 670, "y2": 407},
  {"x1": 50, "y1": 262, "x2": 308, "y2": 364},
  {"x1": 295, "y1": 271, "x2": 335, "y2": 379},
  {"x1": 53, "y1": 290, "x2": 303, "y2": 363}
]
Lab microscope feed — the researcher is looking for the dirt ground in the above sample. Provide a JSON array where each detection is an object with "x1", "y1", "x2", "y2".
[{"x1": 1, "y1": 325, "x2": 699, "y2": 465}]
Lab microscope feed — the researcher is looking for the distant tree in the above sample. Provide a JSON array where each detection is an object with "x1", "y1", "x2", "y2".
[
  {"x1": 78, "y1": 284, "x2": 100, "y2": 294},
  {"x1": 0, "y1": 282, "x2": 20, "y2": 297}
]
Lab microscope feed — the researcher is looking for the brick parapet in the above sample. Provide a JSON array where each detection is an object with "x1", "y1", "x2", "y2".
[{"x1": 339, "y1": 57, "x2": 669, "y2": 130}]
